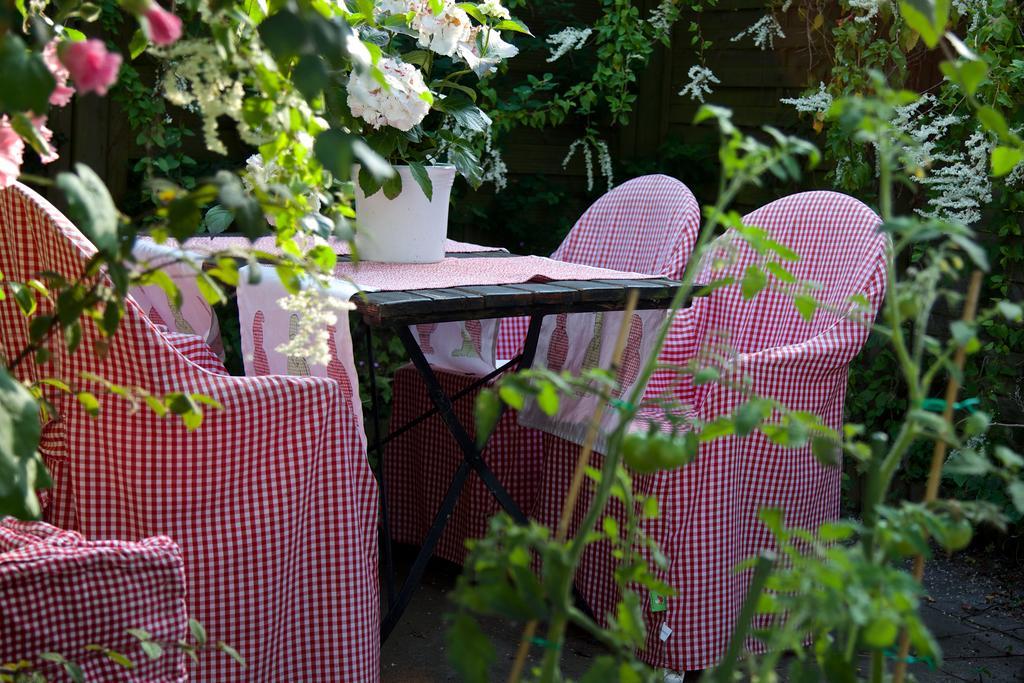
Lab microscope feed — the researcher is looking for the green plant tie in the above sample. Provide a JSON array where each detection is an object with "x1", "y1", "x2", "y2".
[
  {"x1": 919, "y1": 397, "x2": 980, "y2": 414},
  {"x1": 609, "y1": 399, "x2": 637, "y2": 413},
  {"x1": 530, "y1": 637, "x2": 557, "y2": 649},
  {"x1": 883, "y1": 647, "x2": 937, "y2": 670}
]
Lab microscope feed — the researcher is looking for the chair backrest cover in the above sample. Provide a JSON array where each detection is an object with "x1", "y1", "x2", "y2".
[
  {"x1": 129, "y1": 238, "x2": 224, "y2": 357},
  {"x1": 656, "y1": 190, "x2": 888, "y2": 411},
  {"x1": 0, "y1": 518, "x2": 188, "y2": 681},
  {"x1": 496, "y1": 175, "x2": 701, "y2": 360}
]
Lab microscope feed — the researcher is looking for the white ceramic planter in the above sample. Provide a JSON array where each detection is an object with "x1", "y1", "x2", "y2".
[{"x1": 353, "y1": 164, "x2": 456, "y2": 263}]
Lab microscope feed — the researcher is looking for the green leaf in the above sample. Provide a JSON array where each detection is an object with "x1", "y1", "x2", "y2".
[
  {"x1": 536, "y1": 382, "x2": 559, "y2": 416},
  {"x1": 991, "y1": 146, "x2": 1024, "y2": 177},
  {"x1": 314, "y1": 130, "x2": 355, "y2": 181},
  {"x1": 939, "y1": 59, "x2": 987, "y2": 96},
  {"x1": 189, "y1": 618, "x2": 207, "y2": 646},
  {"x1": 949, "y1": 233, "x2": 989, "y2": 271},
  {"x1": 203, "y1": 205, "x2": 234, "y2": 235},
  {"x1": 76, "y1": 391, "x2": 100, "y2": 416},
  {"x1": 811, "y1": 435, "x2": 839, "y2": 465},
  {"x1": 436, "y1": 96, "x2": 492, "y2": 133},
  {"x1": 456, "y1": 2, "x2": 485, "y2": 22},
  {"x1": 129, "y1": 29, "x2": 148, "y2": 59},
  {"x1": 258, "y1": 9, "x2": 310, "y2": 62},
  {"x1": 446, "y1": 141, "x2": 482, "y2": 188},
  {"x1": 293, "y1": 55, "x2": 328, "y2": 99},
  {"x1": 353, "y1": 139, "x2": 396, "y2": 181},
  {"x1": 8, "y1": 282, "x2": 36, "y2": 316},
  {"x1": 765, "y1": 261, "x2": 796, "y2": 283},
  {"x1": 357, "y1": 165, "x2": 383, "y2": 198},
  {"x1": 0, "y1": 34, "x2": 56, "y2": 115},
  {"x1": 1009, "y1": 480, "x2": 1024, "y2": 514},
  {"x1": 0, "y1": 366, "x2": 47, "y2": 519},
  {"x1": 406, "y1": 161, "x2": 433, "y2": 201},
  {"x1": 105, "y1": 650, "x2": 134, "y2": 669},
  {"x1": 794, "y1": 295, "x2": 817, "y2": 322},
  {"x1": 498, "y1": 383, "x2": 524, "y2": 411},
  {"x1": 492, "y1": 19, "x2": 531, "y2": 35},
  {"x1": 217, "y1": 641, "x2": 246, "y2": 667},
  {"x1": 740, "y1": 265, "x2": 767, "y2": 300},
  {"x1": 899, "y1": 0, "x2": 949, "y2": 48},
  {"x1": 473, "y1": 389, "x2": 501, "y2": 448},
  {"x1": 734, "y1": 399, "x2": 769, "y2": 437},
  {"x1": 140, "y1": 641, "x2": 163, "y2": 660},
  {"x1": 57, "y1": 164, "x2": 119, "y2": 256},
  {"x1": 382, "y1": 172, "x2": 403, "y2": 200},
  {"x1": 446, "y1": 614, "x2": 495, "y2": 683},
  {"x1": 976, "y1": 106, "x2": 1010, "y2": 139},
  {"x1": 215, "y1": 172, "x2": 268, "y2": 240},
  {"x1": 996, "y1": 301, "x2": 1023, "y2": 322}
]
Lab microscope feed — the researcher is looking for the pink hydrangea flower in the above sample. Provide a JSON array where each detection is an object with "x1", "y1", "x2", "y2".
[
  {"x1": 43, "y1": 40, "x2": 75, "y2": 107},
  {"x1": 60, "y1": 40, "x2": 122, "y2": 96},
  {"x1": 0, "y1": 117, "x2": 26, "y2": 189},
  {"x1": 144, "y1": 3, "x2": 182, "y2": 46}
]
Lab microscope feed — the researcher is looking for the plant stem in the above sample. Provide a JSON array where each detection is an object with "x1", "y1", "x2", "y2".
[{"x1": 892, "y1": 269, "x2": 983, "y2": 683}]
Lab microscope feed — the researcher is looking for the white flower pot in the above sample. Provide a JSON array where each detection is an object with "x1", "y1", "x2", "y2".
[{"x1": 354, "y1": 164, "x2": 456, "y2": 263}]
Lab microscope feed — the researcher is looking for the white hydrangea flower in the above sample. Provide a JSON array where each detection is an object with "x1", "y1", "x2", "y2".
[
  {"x1": 730, "y1": 14, "x2": 785, "y2": 50},
  {"x1": 477, "y1": 0, "x2": 510, "y2": 20},
  {"x1": 780, "y1": 82, "x2": 833, "y2": 115},
  {"x1": 847, "y1": 0, "x2": 881, "y2": 23},
  {"x1": 377, "y1": 0, "x2": 416, "y2": 15},
  {"x1": 456, "y1": 26, "x2": 519, "y2": 75},
  {"x1": 545, "y1": 27, "x2": 591, "y2": 63},
  {"x1": 347, "y1": 56, "x2": 431, "y2": 131},
  {"x1": 416, "y1": 2, "x2": 473, "y2": 56},
  {"x1": 678, "y1": 65, "x2": 720, "y2": 103},
  {"x1": 275, "y1": 287, "x2": 354, "y2": 367}
]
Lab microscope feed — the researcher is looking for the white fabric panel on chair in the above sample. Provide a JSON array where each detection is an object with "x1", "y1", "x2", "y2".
[
  {"x1": 237, "y1": 264, "x2": 363, "y2": 423},
  {"x1": 130, "y1": 238, "x2": 223, "y2": 357}
]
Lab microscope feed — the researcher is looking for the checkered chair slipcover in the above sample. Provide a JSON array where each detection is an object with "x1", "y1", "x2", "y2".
[
  {"x1": 0, "y1": 518, "x2": 189, "y2": 681},
  {"x1": 384, "y1": 175, "x2": 701, "y2": 564},
  {"x1": 0, "y1": 183, "x2": 380, "y2": 682},
  {"x1": 533, "y1": 191, "x2": 888, "y2": 672},
  {"x1": 130, "y1": 238, "x2": 224, "y2": 358}
]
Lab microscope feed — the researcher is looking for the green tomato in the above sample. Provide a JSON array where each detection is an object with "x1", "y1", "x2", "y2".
[
  {"x1": 940, "y1": 518, "x2": 973, "y2": 552},
  {"x1": 622, "y1": 433, "x2": 660, "y2": 474}
]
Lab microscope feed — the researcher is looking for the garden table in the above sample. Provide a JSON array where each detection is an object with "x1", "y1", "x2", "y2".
[{"x1": 344, "y1": 250, "x2": 685, "y2": 641}]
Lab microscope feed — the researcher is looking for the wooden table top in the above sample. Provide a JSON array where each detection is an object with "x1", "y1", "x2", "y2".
[{"x1": 349, "y1": 253, "x2": 683, "y2": 326}]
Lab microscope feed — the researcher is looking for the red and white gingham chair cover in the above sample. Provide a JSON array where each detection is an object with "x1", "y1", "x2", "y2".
[
  {"x1": 130, "y1": 238, "x2": 224, "y2": 359},
  {"x1": 384, "y1": 175, "x2": 701, "y2": 564},
  {"x1": 0, "y1": 183, "x2": 380, "y2": 682},
  {"x1": 533, "y1": 191, "x2": 889, "y2": 672},
  {"x1": 0, "y1": 518, "x2": 188, "y2": 681}
]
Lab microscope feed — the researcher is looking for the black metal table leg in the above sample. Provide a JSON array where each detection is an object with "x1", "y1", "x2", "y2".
[
  {"x1": 363, "y1": 321, "x2": 396, "y2": 610},
  {"x1": 379, "y1": 316, "x2": 545, "y2": 640}
]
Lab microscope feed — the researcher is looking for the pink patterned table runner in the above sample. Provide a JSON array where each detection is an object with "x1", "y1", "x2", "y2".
[
  {"x1": 149, "y1": 235, "x2": 505, "y2": 257},
  {"x1": 332, "y1": 255, "x2": 655, "y2": 292}
]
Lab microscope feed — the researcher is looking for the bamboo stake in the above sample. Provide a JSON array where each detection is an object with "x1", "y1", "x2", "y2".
[
  {"x1": 506, "y1": 290, "x2": 641, "y2": 683},
  {"x1": 892, "y1": 270, "x2": 983, "y2": 683}
]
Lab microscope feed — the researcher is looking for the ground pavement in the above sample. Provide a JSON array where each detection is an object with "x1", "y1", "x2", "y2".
[{"x1": 381, "y1": 547, "x2": 1024, "y2": 682}]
